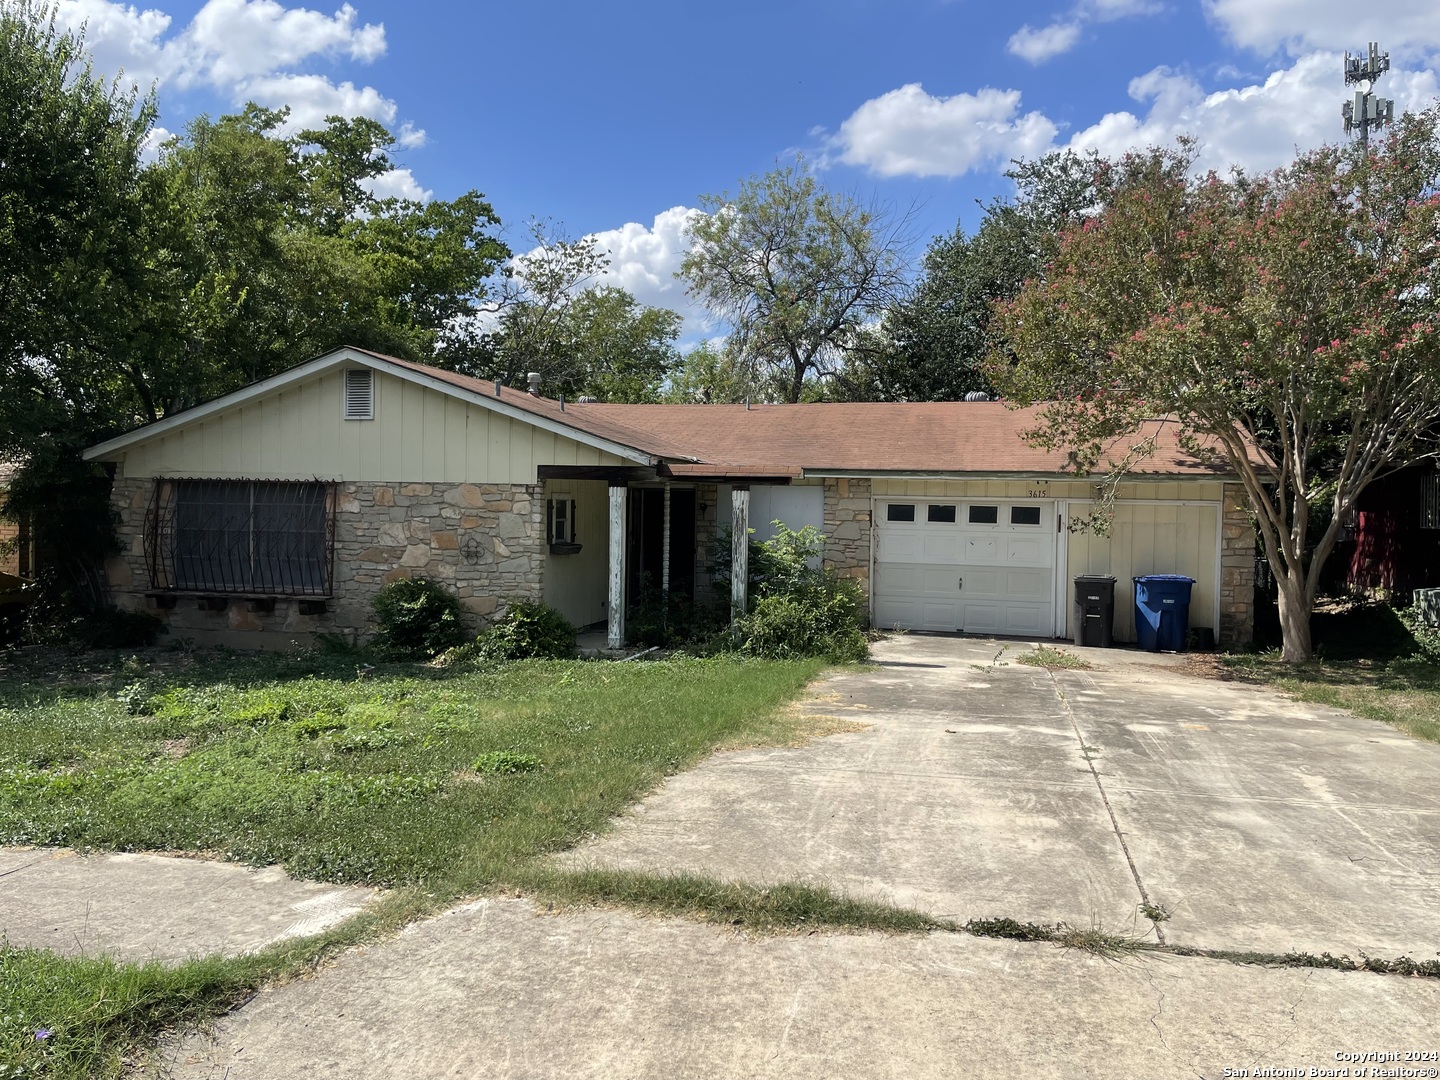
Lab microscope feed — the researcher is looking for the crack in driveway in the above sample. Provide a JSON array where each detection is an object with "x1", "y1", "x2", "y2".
[{"x1": 1044, "y1": 668, "x2": 1166, "y2": 944}]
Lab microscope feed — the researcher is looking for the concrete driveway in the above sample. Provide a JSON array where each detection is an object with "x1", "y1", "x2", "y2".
[{"x1": 569, "y1": 634, "x2": 1440, "y2": 958}]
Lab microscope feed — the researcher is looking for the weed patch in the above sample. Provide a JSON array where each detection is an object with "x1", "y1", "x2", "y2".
[
  {"x1": 524, "y1": 868, "x2": 949, "y2": 934},
  {"x1": 1015, "y1": 646, "x2": 1092, "y2": 671}
]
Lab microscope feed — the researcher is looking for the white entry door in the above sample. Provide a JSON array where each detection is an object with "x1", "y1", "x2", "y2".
[{"x1": 874, "y1": 500, "x2": 1056, "y2": 636}]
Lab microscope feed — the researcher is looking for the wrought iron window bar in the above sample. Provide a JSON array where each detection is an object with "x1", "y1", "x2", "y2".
[{"x1": 145, "y1": 478, "x2": 336, "y2": 599}]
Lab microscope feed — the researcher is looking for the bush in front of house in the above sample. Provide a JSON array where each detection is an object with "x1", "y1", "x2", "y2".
[
  {"x1": 474, "y1": 601, "x2": 577, "y2": 661},
  {"x1": 372, "y1": 578, "x2": 468, "y2": 657},
  {"x1": 731, "y1": 523, "x2": 869, "y2": 663}
]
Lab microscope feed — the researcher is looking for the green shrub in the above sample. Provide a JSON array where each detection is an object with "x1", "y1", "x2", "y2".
[
  {"x1": 729, "y1": 523, "x2": 869, "y2": 662},
  {"x1": 371, "y1": 578, "x2": 468, "y2": 658},
  {"x1": 475, "y1": 602, "x2": 577, "y2": 661},
  {"x1": 626, "y1": 580, "x2": 724, "y2": 648},
  {"x1": 1396, "y1": 604, "x2": 1440, "y2": 663}
]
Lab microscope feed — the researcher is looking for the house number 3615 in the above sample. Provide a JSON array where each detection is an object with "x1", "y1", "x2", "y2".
[{"x1": 1027, "y1": 485, "x2": 1049, "y2": 499}]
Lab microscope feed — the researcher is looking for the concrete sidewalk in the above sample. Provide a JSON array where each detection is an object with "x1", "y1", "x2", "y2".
[
  {"x1": 563, "y1": 634, "x2": 1440, "y2": 958},
  {"x1": 164, "y1": 896, "x2": 1440, "y2": 1080},
  {"x1": 0, "y1": 847, "x2": 378, "y2": 963}
]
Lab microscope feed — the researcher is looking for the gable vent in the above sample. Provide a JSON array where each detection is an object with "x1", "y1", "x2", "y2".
[{"x1": 343, "y1": 368, "x2": 374, "y2": 420}]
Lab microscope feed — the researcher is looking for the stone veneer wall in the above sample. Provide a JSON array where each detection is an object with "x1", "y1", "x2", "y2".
[
  {"x1": 1219, "y1": 481, "x2": 1256, "y2": 648},
  {"x1": 107, "y1": 477, "x2": 544, "y2": 643},
  {"x1": 692, "y1": 483, "x2": 719, "y2": 606},
  {"x1": 822, "y1": 478, "x2": 872, "y2": 618}
]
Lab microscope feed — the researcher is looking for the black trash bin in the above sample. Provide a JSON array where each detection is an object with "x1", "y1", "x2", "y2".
[
  {"x1": 1072, "y1": 575, "x2": 1116, "y2": 648},
  {"x1": 1133, "y1": 575, "x2": 1195, "y2": 652}
]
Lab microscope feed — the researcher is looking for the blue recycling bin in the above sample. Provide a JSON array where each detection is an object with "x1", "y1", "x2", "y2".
[{"x1": 1133, "y1": 575, "x2": 1195, "y2": 652}]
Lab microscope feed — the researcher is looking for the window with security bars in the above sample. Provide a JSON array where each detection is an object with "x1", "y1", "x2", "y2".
[
  {"x1": 146, "y1": 480, "x2": 335, "y2": 595},
  {"x1": 1422, "y1": 471, "x2": 1440, "y2": 530}
]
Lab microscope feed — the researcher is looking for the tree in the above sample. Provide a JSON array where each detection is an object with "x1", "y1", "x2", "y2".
[
  {"x1": 451, "y1": 224, "x2": 683, "y2": 402},
  {"x1": 0, "y1": 3, "x2": 154, "y2": 458},
  {"x1": 987, "y1": 115, "x2": 1440, "y2": 663},
  {"x1": 844, "y1": 151, "x2": 1101, "y2": 402},
  {"x1": 663, "y1": 341, "x2": 764, "y2": 403},
  {"x1": 680, "y1": 161, "x2": 911, "y2": 403}
]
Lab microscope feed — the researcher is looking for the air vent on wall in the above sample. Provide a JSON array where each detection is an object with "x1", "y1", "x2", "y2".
[{"x1": 343, "y1": 368, "x2": 374, "y2": 420}]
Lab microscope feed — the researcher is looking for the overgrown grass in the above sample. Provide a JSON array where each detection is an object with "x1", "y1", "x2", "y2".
[
  {"x1": 1213, "y1": 602, "x2": 1440, "y2": 745},
  {"x1": 0, "y1": 647, "x2": 830, "y2": 1076},
  {"x1": 522, "y1": 868, "x2": 949, "y2": 934},
  {"x1": 1014, "y1": 645, "x2": 1092, "y2": 671}
]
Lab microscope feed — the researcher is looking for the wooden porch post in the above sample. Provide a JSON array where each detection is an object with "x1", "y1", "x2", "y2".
[
  {"x1": 661, "y1": 482, "x2": 672, "y2": 634},
  {"x1": 608, "y1": 481, "x2": 627, "y2": 649},
  {"x1": 731, "y1": 484, "x2": 750, "y2": 626}
]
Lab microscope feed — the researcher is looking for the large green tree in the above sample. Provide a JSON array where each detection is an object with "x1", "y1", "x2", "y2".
[
  {"x1": 988, "y1": 114, "x2": 1440, "y2": 663},
  {"x1": 448, "y1": 225, "x2": 683, "y2": 402},
  {"x1": 680, "y1": 161, "x2": 911, "y2": 403}
]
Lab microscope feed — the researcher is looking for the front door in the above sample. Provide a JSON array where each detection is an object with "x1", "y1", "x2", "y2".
[{"x1": 626, "y1": 487, "x2": 696, "y2": 604}]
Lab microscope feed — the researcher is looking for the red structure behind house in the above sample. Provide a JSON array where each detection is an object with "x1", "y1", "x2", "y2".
[{"x1": 1332, "y1": 465, "x2": 1440, "y2": 599}]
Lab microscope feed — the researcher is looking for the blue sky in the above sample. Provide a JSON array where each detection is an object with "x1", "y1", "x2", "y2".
[{"x1": 49, "y1": 0, "x2": 1440, "y2": 330}]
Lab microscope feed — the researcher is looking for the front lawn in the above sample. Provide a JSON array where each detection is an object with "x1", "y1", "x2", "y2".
[
  {"x1": 0, "y1": 647, "x2": 828, "y2": 1077},
  {"x1": 1207, "y1": 602, "x2": 1440, "y2": 746}
]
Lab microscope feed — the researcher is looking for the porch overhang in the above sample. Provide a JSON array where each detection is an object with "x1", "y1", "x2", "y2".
[
  {"x1": 536, "y1": 465, "x2": 658, "y2": 483},
  {"x1": 657, "y1": 464, "x2": 799, "y2": 483}
]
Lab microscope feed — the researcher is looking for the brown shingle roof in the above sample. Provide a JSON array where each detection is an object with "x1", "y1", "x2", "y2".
[
  {"x1": 573, "y1": 402, "x2": 1239, "y2": 477},
  {"x1": 353, "y1": 351, "x2": 1246, "y2": 477}
]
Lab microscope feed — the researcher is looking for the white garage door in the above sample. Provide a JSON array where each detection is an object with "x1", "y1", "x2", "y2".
[{"x1": 874, "y1": 500, "x2": 1057, "y2": 636}]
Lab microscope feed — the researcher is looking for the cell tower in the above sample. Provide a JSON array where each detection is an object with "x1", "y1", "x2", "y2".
[{"x1": 1342, "y1": 42, "x2": 1394, "y2": 148}]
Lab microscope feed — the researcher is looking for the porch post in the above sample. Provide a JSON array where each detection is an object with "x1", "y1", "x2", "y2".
[
  {"x1": 661, "y1": 483, "x2": 672, "y2": 596},
  {"x1": 731, "y1": 484, "x2": 750, "y2": 626},
  {"x1": 608, "y1": 481, "x2": 627, "y2": 649}
]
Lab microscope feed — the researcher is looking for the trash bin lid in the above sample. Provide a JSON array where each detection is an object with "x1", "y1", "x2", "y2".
[
  {"x1": 1133, "y1": 574, "x2": 1195, "y2": 583},
  {"x1": 1074, "y1": 575, "x2": 1116, "y2": 582}
]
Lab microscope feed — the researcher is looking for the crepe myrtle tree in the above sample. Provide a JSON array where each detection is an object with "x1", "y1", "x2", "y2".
[{"x1": 986, "y1": 115, "x2": 1440, "y2": 664}]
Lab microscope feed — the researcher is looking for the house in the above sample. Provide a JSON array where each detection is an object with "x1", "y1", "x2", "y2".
[{"x1": 82, "y1": 346, "x2": 1257, "y2": 649}]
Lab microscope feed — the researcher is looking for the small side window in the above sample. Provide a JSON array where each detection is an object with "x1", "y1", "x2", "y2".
[
  {"x1": 886, "y1": 504, "x2": 916, "y2": 522},
  {"x1": 927, "y1": 505, "x2": 957, "y2": 523},
  {"x1": 1010, "y1": 506, "x2": 1042, "y2": 526},
  {"x1": 968, "y1": 505, "x2": 999, "y2": 524},
  {"x1": 547, "y1": 498, "x2": 577, "y2": 543}
]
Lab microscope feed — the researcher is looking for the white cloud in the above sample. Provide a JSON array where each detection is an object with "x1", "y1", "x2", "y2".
[
  {"x1": 361, "y1": 167, "x2": 430, "y2": 203},
  {"x1": 1069, "y1": 53, "x2": 1440, "y2": 174},
  {"x1": 830, "y1": 83, "x2": 1059, "y2": 178},
  {"x1": 50, "y1": 0, "x2": 419, "y2": 177},
  {"x1": 240, "y1": 73, "x2": 396, "y2": 130},
  {"x1": 1008, "y1": 21, "x2": 1081, "y2": 64},
  {"x1": 173, "y1": 0, "x2": 384, "y2": 87},
  {"x1": 587, "y1": 207, "x2": 705, "y2": 316},
  {"x1": 1204, "y1": 0, "x2": 1440, "y2": 58},
  {"x1": 52, "y1": 0, "x2": 178, "y2": 87}
]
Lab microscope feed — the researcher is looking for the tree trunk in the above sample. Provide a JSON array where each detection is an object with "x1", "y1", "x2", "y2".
[{"x1": 1275, "y1": 575, "x2": 1314, "y2": 664}]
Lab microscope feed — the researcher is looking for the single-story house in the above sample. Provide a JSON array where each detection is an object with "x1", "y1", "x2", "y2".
[{"x1": 83, "y1": 346, "x2": 1257, "y2": 649}]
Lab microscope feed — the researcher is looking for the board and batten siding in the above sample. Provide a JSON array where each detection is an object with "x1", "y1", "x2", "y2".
[
  {"x1": 115, "y1": 368, "x2": 630, "y2": 483},
  {"x1": 1064, "y1": 502, "x2": 1220, "y2": 642}
]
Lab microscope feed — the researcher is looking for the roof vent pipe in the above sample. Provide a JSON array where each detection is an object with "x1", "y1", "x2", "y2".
[
  {"x1": 964, "y1": 391, "x2": 991, "y2": 402},
  {"x1": 494, "y1": 379, "x2": 502, "y2": 397},
  {"x1": 527, "y1": 372, "x2": 542, "y2": 396},
  {"x1": 745, "y1": 397, "x2": 751, "y2": 410}
]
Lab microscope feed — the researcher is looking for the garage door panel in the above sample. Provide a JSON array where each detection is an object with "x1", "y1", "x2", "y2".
[
  {"x1": 1003, "y1": 568, "x2": 1050, "y2": 601},
  {"x1": 964, "y1": 537, "x2": 1000, "y2": 563},
  {"x1": 1006, "y1": 536, "x2": 1048, "y2": 565},
  {"x1": 1002, "y1": 604, "x2": 1049, "y2": 635},
  {"x1": 962, "y1": 601, "x2": 1001, "y2": 635}
]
